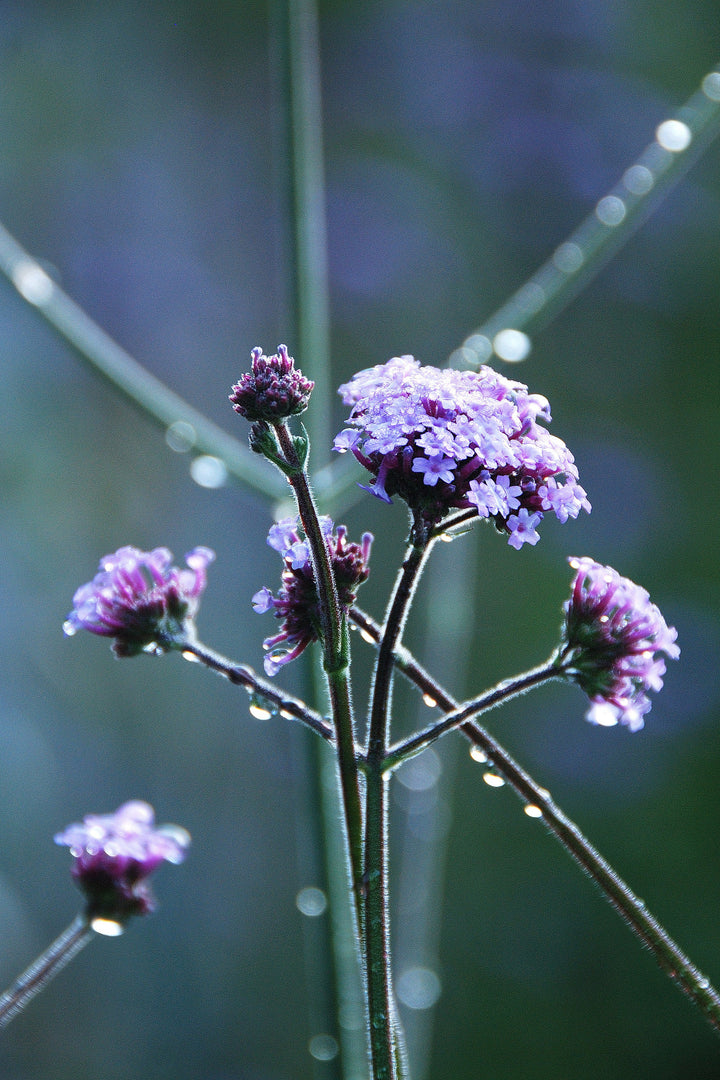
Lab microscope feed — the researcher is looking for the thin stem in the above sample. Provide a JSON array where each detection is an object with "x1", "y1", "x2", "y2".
[
  {"x1": 363, "y1": 525, "x2": 433, "y2": 1080},
  {"x1": 350, "y1": 605, "x2": 720, "y2": 1038},
  {"x1": 272, "y1": 423, "x2": 365, "y2": 897},
  {"x1": 384, "y1": 659, "x2": 559, "y2": 770},
  {"x1": 0, "y1": 223, "x2": 286, "y2": 503},
  {"x1": 451, "y1": 62, "x2": 720, "y2": 369},
  {"x1": 287, "y1": 0, "x2": 332, "y2": 464},
  {"x1": 366, "y1": 527, "x2": 434, "y2": 759},
  {"x1": 180, "y1": 637, "x2": 332, "y2": 741},
  {"x1": 0, "y1": 914, "x2": 94, "y2": 1029}
]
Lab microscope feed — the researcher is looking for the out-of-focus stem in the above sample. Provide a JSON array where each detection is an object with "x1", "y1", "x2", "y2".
[
  {"x1": 452, "y1": 63, "x2": 720, "y2": 368},
  {"x1": 0, "y1": 223, "x2": 285, "y2": 501},
  {"x1": 0, "y1": 914, "x2": 93, "y2": 1029}
]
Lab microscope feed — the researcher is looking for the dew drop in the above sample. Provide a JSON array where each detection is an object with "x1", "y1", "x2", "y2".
[
  {"x1": 469, "y1": 745, "x2": 487, "y2": 764},
  {"x1": 552, "y1": 241, "x2": 584, "y2": 274},
  {"x1": 595, "y1": 195, "x2": 627, "y2": 227},
  {"x1": 697, "y1": 976, "x2": 710, "y2": 990},
  {"x1": 359, "y1": 628, "x2": 375, "y2": 645},
  {"x1": 91, "y1": 917, "x2": 124, "y2": 937},
  {"x1": 165, "y1": 421, "x2": 197, "y2": 453},
  {"x1": 190, "y1": 455, "x2": 228, "y2": 489},
  {"x1": 448, "y1": 346, "x2": 478, "y2": 369},
  {"x1": 181, "y1": 650, "x2": 200, "y2": 663},
  {"x1": 249, "y1": 699, "x2": 273, "y2": 721},
  {"x1": 396, "y1": 966, "x2": 442, "y2": 1010},
  {"x1": 63, "y1": 620, "x2": 77, "y2": 637},
  {"x1": 482, "y1": 771, "x2": 505, "y2": 788},
  {"x1": 296, "y1": 886, "x2": 328, "y2": 917},
  {"x1": 12, "y1": 259, "x2": 54, "y2": 305},
  {"x1": 493, "y1": 328, "x2": 531, "y2": 363},
  {"x1": 702, "y1": 71, "x2": 720, "y2": 101},
  {"x1": 656, "y1": 119, "x2": 692, "y2": 153},
  {"x1": 524, "y1": 804, "x2": 543, "y2": 819},
  {"x1": 397, "y1": 749, "x2": 441, "y2": 792},
  {"x1": 308, "y1": 1034, "x2": 339, "y2": 1062},
  {"x1": 463, "y1": 334, "x2": 493, "y2": 364},
  {"x1": 622, "y1": 164, "x2": 655, "y2": 195},
  {"x1": 422, "y1": 693, "x2": 437, "y2": 709}
]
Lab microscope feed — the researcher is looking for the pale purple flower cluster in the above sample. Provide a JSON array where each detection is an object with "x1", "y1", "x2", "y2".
[
  {"x1": 253, "y1": 517, "x2": 373, "y2": 675},
  {"x1": 55, "y1": 801, "x2": 190, "y2": 921},
  {"x1": 229, "y1": 344, "x2": 314, "y2": 422},
  {"x1": 559, "y1": 556, "x2": 680, "y2": 731},
  {"x1": 335, "y1": 355, "x2": 590, "y2": 541},
  {"x1": 65, "y1": 545, "x2": 215, "y2": 656}
]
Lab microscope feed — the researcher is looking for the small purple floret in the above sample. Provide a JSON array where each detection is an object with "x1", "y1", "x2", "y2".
[
  {"x1": 65, "y1": 545, "x2": 215, "y2": 656},
  {"x1": 559, "y1": 556, "x2": 680, "y2": 731},
  {"x1": 334, "y1": 355, "x2": 590, "y2": 540},
  {"x1": 229, "y1": 345, "x2": 314, "y2": 422},
  {"x1": 254, "y1": 517, "x2": 373, "y2": 676},
  {"x1": 55, "y1": 801, "x2": 190, "y2": 921}
]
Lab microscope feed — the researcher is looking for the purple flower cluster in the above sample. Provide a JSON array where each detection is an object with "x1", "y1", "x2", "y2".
[
  {"x1": 65, "y1": 545, "x2": 215, "y2": 656},
  {"x1": 55, "y1": 801, "x2": 190, "y2": 922},
  {"x1": 253, "y1": 517, "x2": 373, "y2": 675},
  {"x1": 229, "y1": 344, "x2": 314, "y2": 422},
  {"x1": 335, "y1": 355, "x2": 590, "y2": 541},
  {"x1": 560, "y1": 556, "x2": 680, "y2": 731}
]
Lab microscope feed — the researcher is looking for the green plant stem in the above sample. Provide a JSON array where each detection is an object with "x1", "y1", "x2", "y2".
[
  {"x1": 364, "y1": 526, "x2": 434, "y2": 1080},
  {"x1": 0, "y1": 223, "x2": 286, "y2": 502},
  {"x1": 272, "y1": 423, "x2": 365, "y2": 898},
  {"x1": 179, "y1": 637, "x2": 332, "y2": 741},
  {"x1": 384, "y1": 659, "x2": 559, "y2": 770},
  {"x1": 452, "y1": 62, "x2": 720, "y2": 368},
  {"x1": 350, "y1": 605, "x2": 720, "y2": 1038},
  {"x1": 0, "y1": 914, "x2": 94, "y2": 1029}
]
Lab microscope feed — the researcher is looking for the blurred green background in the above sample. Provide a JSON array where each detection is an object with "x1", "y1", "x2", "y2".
[{"x1": 1, "y1": 2, "x2": 720, "y2": 1078}]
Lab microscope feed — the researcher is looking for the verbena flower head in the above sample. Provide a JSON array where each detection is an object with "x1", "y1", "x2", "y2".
[
  {"x1": 335, "y1": 355, "x2": 590, "y2": 540},
  {"x1": 559, "y1": 556, "x2": 680, "y2": 732},
  {"x1": 64, "y1": 545, "x2": 215, "y2": 656},
  {"x1": 229, "y1": 344, "x2": 314, "y2": 422},
  {"x1": 55, "y1": 801, "x2": 190, "y2": 923},
  {"x1": 253, "y1": 517, "x2": 373, "y2": 675}
]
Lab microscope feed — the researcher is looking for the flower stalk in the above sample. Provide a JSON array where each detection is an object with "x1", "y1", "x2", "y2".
[
  {"x1": 0, "y1": 915, "x2": 94, "y2": 1030},
  {"x1": 351, "y1": 604, "x2": 720, "y2": 1039}
]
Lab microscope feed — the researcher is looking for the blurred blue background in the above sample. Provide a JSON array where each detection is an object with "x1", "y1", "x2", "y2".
[{"x1": 1, "y1": 2, "x2": 720, "y2": 1077}]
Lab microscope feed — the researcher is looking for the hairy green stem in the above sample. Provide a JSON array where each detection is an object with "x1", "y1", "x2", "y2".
[
  {"x1": 179, "y1": 637, "x2": 332, "y2": 741},
  {"x1": 350, "y1": 605, "x2": 720, "y2": 1038},
  {"x1": 364, "y1": 527, "x2": 433, "y2": 1080},
  {"x1": 273, "y1": 423, "x2": 365, "y2": 901},
  {"x1": 384, "y1": 659, "x2": 559, "y2": 770}
]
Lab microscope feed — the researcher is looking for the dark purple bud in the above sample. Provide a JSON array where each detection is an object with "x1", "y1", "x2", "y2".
[
  {"x1": 559, "y1": 557, "x2": 680, "y2": 731},
  {"x1": 230, "y1": 345, "x2": 314, "y2": 423}
]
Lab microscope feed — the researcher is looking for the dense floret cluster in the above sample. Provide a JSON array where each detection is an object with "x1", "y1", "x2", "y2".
[
  {"x1": 253, "y1": 517, "x2": 372, "y2": 675},
  {"x1": 229, "y1": 344, "x2": 314, "y2": 422},
  {"x1": 55, "y1": 801, "x2": 190, "y2": 921},
  {"x1": 64, "y1": 545, "x2": 214, "y2": 656},
  {"x1": 559, "y1": 556, "x2": 680, "y2": 731},
  {"x1": 335, "y1": 355, "x2": 590, "y2": 541}
]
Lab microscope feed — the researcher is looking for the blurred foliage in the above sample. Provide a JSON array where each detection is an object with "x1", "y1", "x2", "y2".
[{"x1": 1, "y1": 2, "x2": 719, "y2": 1078}]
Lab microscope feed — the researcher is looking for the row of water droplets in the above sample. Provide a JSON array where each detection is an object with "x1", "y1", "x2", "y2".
[{"x1": 450, "y1": 68, "x2": 720, "y2": 370}]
